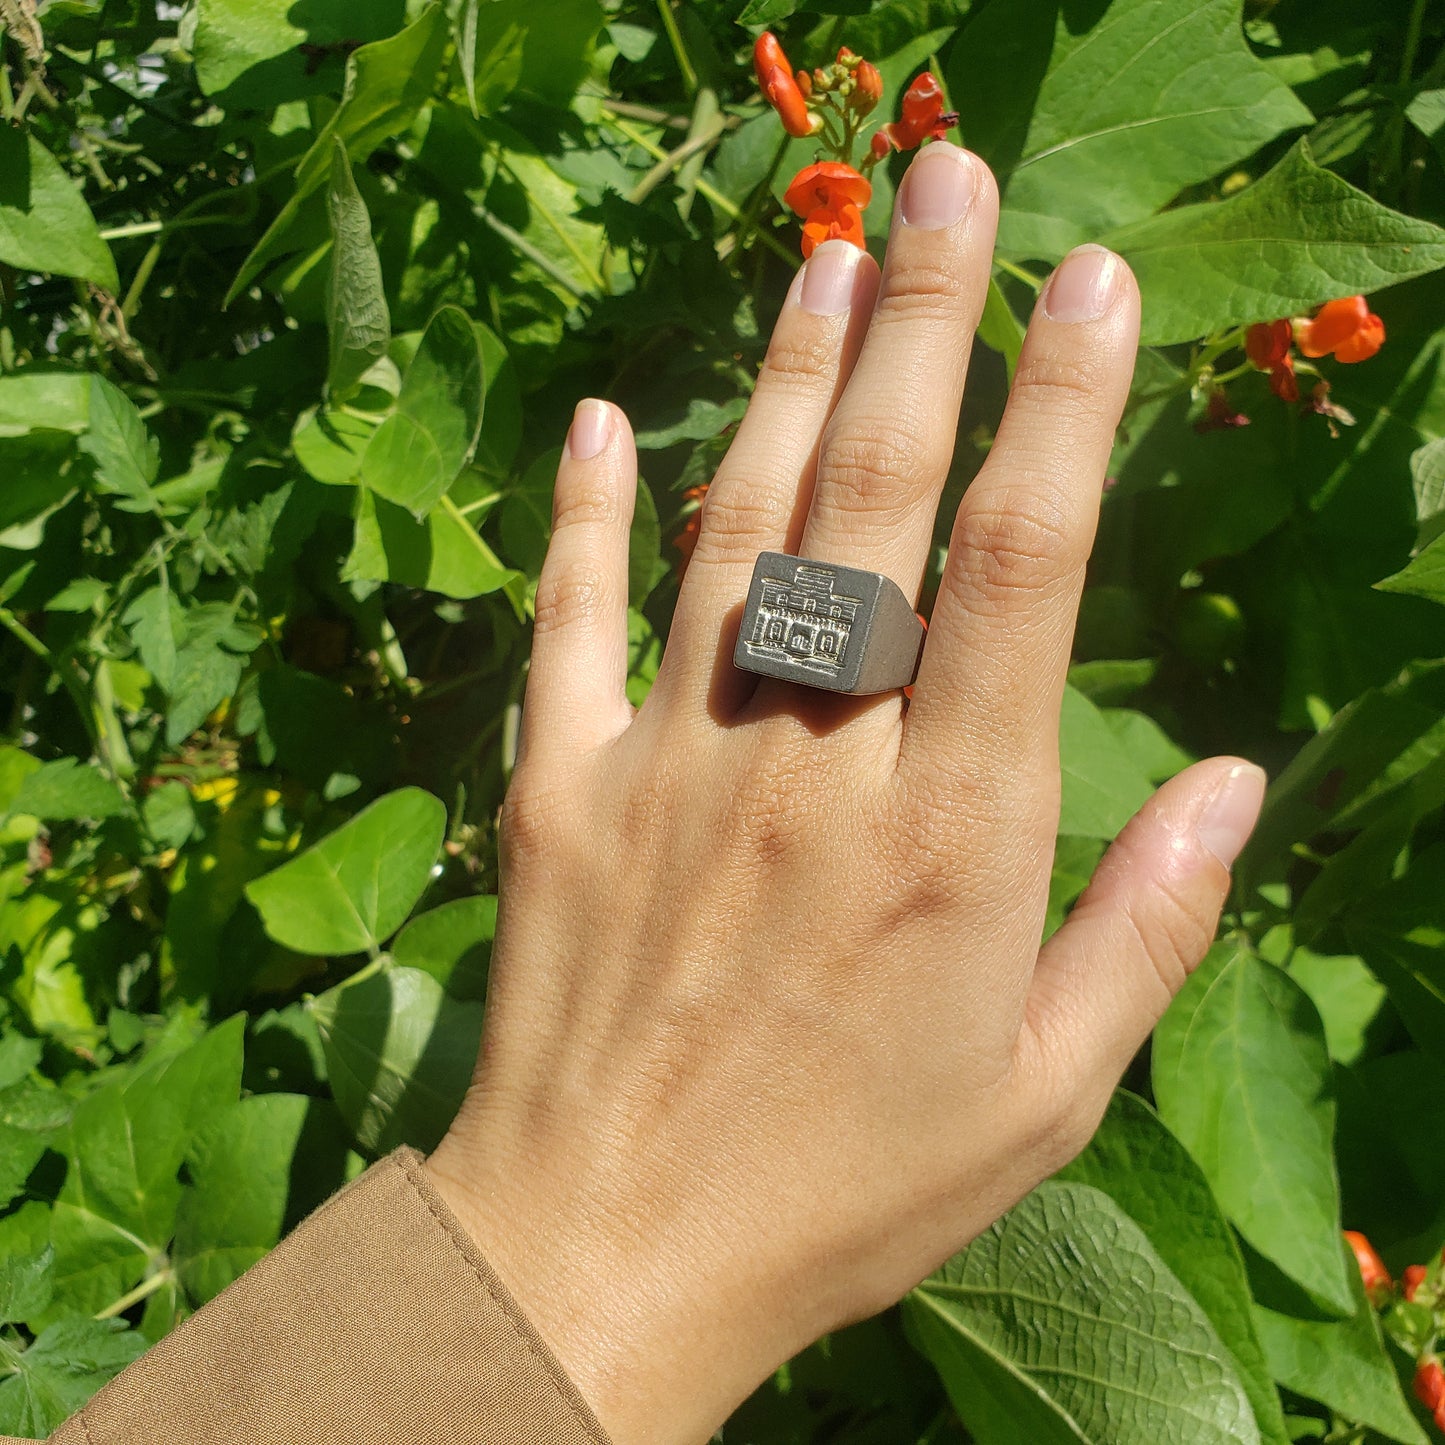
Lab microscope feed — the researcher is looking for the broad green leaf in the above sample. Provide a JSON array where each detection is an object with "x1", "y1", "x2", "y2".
[
  {"x1": 193, "y1": 0, "x2": 404, "y2": 106},
  {"x1": 77, "y1": 376, "x2": 160, "y2": 511},
  {"x1": 292, "y1": 406, "x2": 376, "y2": 484},
  {"x1": 344, "y1": 488, "x2": 517, "y2": 600},
  {"x1": 173, "y1": 1093, "x2": 351, "y2": 1304},
  {"x1": 311, "y1": 964, "x2": 482, "y2": 1153},
  {"x1": 360, "y1": 306, "x2": 485, "y2": 517},
  {"x1": 906, "y1": 1181, "x2": 1259, "y2": 1445},
  {"x1": 629, "y1": 480, "x2": 666, "y2": 605},
  {"x1": 1241, "y1": 661, "x2": 1445, "y2": 898},
  {"x1": 8, "y1": 758, "x2": 128, "y2": 823},
  {"x1": 1058, "y1": 684, "x2": 1153, "y2": 839},
  {"x1": 634, "y1": 397, "x2": 748, "y2": 450},
  {"x1": 1407, "y1": 87, "x2": 1445, "y2": 161},
  {"x1": 325, "y1": 140, "x2": 391, "y2": 400},
  {"x1": 951, "y1": 0, "x2": 1311, "y2": 260},
  {"x1": 1345, "y1": 844, "x2": 1445, "y2": 1060},
  {"x1": 1152, "y1": 943, "x2": 1353, "y2": 1315},
  {"x1": 1376, "y1": 530, "x2": 1445, "y2": 605},
  {"x1": 1105, "y1": 142, "x2": 1445, "y2": 345},
  {"x1": 457, "y1": 0, "x2": 525, "y2": 117},
  {"x1": 1411, "y1": 437, "x2": 1445, "y2": 550},
  {"x1": 0, "y1": 373, "x2": 90, "y2": 438},
  {"x1": 228, "y1": 5, "x2": 450, "y2": 301},
  {"x1": 245, "y1": 787, "x2": 446, "y2": 955},
  {"x1": 390, "y1": 895, "x2": 495, "y2": 1002},
  {"x1": 0, "y1": 1250, "x2": 53, "y2": 1326},
  {"x1": 50, "y1": 1019, "x2": 244, "y2": 1317},
  {"x1": 977, "y1": 278, "x2": 1025, "y2": 381},
  {"x1": 1059, "y1": 1092, "x2": 1291, "y2": 1445},
  {"x1": 1102, "y1": 709, "x2": 1194, "y2": 784},
  {"x1": 122, "y1": 581, "x2": 182, "y2": 692},
  {"x1": 1250, "y1": 1244, "x2": 1428, "y2": 1445},
  {"x1": 0, "y1": 130, "x2": 118, "y2": 291},
  {"x1": 1283, "y1": 946, "x2": 1388, "y2": 1067},
  {"x1": 0, "y1": 1317, "x2": 146, "y2": 1437}
]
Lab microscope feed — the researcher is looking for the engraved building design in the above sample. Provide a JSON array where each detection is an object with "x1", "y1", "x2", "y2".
[{"x1": 743, "y1": 563, "x2": 862, "y2": 675}]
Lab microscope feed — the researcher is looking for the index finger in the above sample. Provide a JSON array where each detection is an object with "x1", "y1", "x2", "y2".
[{"x1": 900, "y1": 245, "x2": 1140, "y2": 791}]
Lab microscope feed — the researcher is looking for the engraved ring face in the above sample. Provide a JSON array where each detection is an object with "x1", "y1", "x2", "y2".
[{"x1": 733, "y1": 553, "x2": 925, "y2": 695}]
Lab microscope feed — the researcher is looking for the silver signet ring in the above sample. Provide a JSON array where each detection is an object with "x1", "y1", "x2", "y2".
[{"x1": 733, "y1": 552, "x2": 925, "y2": 695}]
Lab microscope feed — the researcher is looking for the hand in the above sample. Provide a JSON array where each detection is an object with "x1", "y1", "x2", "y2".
[{"x1": 426, "y1": 143, "x2": 1265, "y2": 1445}]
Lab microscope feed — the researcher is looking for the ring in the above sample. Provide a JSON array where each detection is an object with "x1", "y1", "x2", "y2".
[{"x1": 733, "y1": 552, "x2": 925, "y2": 695}]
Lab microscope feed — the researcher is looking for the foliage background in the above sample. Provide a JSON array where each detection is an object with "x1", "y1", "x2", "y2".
[{"x1": 1, "y1": 0, "x2": 1445, "y2": 1439}]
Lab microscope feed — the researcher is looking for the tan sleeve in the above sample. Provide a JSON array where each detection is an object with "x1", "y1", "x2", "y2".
[{"x1": 31, "y1": 1148, "x2": 612, "y2": 1445}]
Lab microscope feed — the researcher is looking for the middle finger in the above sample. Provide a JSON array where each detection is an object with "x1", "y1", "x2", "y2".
[{"x1": 795, "y1": 144, "x2": 999, "y2": 599}]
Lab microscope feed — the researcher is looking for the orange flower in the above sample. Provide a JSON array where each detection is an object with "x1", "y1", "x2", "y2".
[
  {"x1": 784, "y1": 161, "x2": 872, "y2": 216},
  {"x1": 1415, "y1": 1358, "x2": 1445, "y2": 1413},
  {"x1": 1404, "y1": 1264, "x2": 1428, "y2": 1302},
  {"x1": 877, "y1": 73, "x2": 957, "y2": 152},
  {"x1": 851, "y1": 59, "x2": 883, "y2": 115},
  {"x1": 672, "y1": 484, "x2": 709, "y2": 579},
  {"x1": 1345, "y1": 1231, "x2": 1393, "y2": 1304},
  {"x1": 1245, "y1": 319, "x2": 1298, "y2": 401},
  {"x1": 1296, "y1": 295, "x2": 1385, "y2": 363},
  {"x1": 754, "y1": 33, "x2": 819, "y2": 138},
  {"x1": 799, "y1": 202, "x2": 864, "y2": 257}
]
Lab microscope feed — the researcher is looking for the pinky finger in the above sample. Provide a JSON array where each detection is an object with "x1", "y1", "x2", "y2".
[
  {"x1": 1019, "y1": 758, "x2": 1267, "y2": 1095},
  {"x1": 522, "y1": 399, "x2": 638, "y2": 758}
]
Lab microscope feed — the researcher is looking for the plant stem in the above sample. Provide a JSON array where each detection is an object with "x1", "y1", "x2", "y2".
[
  {"x1": 95, "y1": 1267, "x2": 172, "y2": 1320},
  {"x1": 655, "y1": 0, "x2": 697, "y2": 98},
  {"x1": 993, "y1": 257, "x2": 1044, "y2": 290}
]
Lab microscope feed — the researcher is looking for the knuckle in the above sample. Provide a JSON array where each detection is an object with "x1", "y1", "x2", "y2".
[
  {"x1": 762, "y1": 327, "x2": 843, "y2": 388},
  {"x1": 500, "y1": 774, "x2": 578, "y2": 865},
  {"x1": 552, "y1": 477, "x2": 622, "y2": 532},
  {"x1": 1009, "y1": 350, "x2": 1103, "y2": 423},
  {"x1": 1123, "y1": 876, "x2": 1217, "y2": 997},
  {"x1": 690, "y1": 486, "x2": 792, "y2": 563},
  {"x1": 948, "y1": 493, "x2": 1076, "y2": 603},
  {"x1": 821, "y1": 415, "x2": 946, "y2": 517},
  {"x1": 877, "y1": 256, "x2": 974, "y2": 325},
  {"x1": 533, "y1": 559, "x2": 608, "y2": 635}
]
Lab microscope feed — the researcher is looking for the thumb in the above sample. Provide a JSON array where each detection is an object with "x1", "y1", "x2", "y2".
[{"x1": 1023, "y1": 757, "x2": 1267, "y2": 1089}]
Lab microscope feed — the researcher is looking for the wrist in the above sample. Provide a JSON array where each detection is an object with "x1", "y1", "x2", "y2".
[{"x1": 425, "y1": 1125, "x2": 813, "y2": 1445}]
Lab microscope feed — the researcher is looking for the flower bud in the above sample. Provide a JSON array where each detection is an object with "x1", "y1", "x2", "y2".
[
  {"x1": 1415, "y1": 1357, "x2": 1445, "y2": 1413},
  {"x1": 852, "y1": 59, "x2": 883, "y2": 115},
  {"x1": 1345, "y1": 1231, "x2": 1393, "y2": 1305},
  {"x1": 1404, "y1": 1264, "x2": 1429, "y2": 1302}
]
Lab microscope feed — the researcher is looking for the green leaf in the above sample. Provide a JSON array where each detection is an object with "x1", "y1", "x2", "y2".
[
  {"x1": 0, "y1": 373, "x2": 91, "y2": 438},
  {"x1": 173, "y1": 1093, "x2": 351, "y2": 1304},
  {"x1": 1250, "y1": 1244, "x2": 1428, "y2": 1445},
  {"x1": 77, "y1": 376, "x2": 160, "y2": 511},
  {"x1": 0, "y1": 130, "x2": 118, "y2": 291},
  {"x1": 360, "y1": 306, "x2": 485, "y2": 517},
  {"x1": 977, "y1": 278, "x2": 1025, "y2": 381},
  {"x1": 310, "y1": 964, "x2": 482, "y2": 1154},
  {"x1": 951, "y1": 0, "x2": 1311, "y2": 260},
  {"x1": 456, "y1": 0, "x2": 600, "y2": 109},
  {"x1": 1409, "y1": 437, "x2": 1445, "y2": 551},
  {"x1": 227, "y1": 5, "x2": 450, "y2": 301},
  {"x1": 0, "y1": 1316, "x2": 146, "y2": 1437},
  {"x1": 244, "y1": 788, "x2": 446, "y2": 955},
  {"x1": 122, "y1": 581, "x2": 182, "y2": 692},
  {"x1": 193, "y1": 0, "x2": 405, "y2": 107},
  {"x1": 325, "y1": 140, "x2": 391, "y2": 401},
  {"x1": 1376, "y1": 530, "x2": 1445, "y2": 605},
  {"x1": 1151, "y1": 943, "x2": 1354, "y2": 1315},
  {"x1": 8, "y1": 758, "x2": 128, "y2": 823},
  {"x1": 344, "y1": 488, "x2": 518, "y2": 600},
  {"x1": 292, "y1": 406, "x2": 376, "y2": 485},
  {"x1": 390, "y1": 895, "x2": 495, "y2": 1003},
  {"x1": 1284, "y1": 946, "x2": 1388, "y2": 1068},
  {"x1": 457, "y1": 0, "x2": 525, "y2": 117},
  {"x1": 0, "y1": 1250, "x2": 54, "y2": 1326},
  {"x1": 1058, "y1": 1092, "x2": 1291, "y2": 1445},
  {"x1": 905, "y1": 1180, "x2": 1259, "y2": 1445},
  {"x1": 1058, "y1": 684, "x2": 1153, "y2": 839},
  {"x1": 1105, "y1": 142, "x2": 1445, "y2": 345},
  {"x1": 50, "y1": 1019, "x2": 244, "y2": 1316},
  {"x1": 634, "y1": 397, "x2": 748, "y2": 450}
]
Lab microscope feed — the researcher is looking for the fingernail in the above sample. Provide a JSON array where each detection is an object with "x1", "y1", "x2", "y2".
[
  {"x1": 1042, "y1": 244, "x2": 1123, "y2": 323},
  {"x1": 566, "y1": 399, "x2": 611, "y2": 461},
  {"x1": 898, "y1": 144, "x2": 980, "y2": 230},
  {"x1": 799, "y1": 239, "x2": 864, "y2": 316},
  {"x1": 1195, "y1": 763, "x2": 1267, "y2": 868}
]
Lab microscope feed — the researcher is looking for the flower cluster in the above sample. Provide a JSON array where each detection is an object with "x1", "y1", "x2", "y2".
[
  {"x1": 1199, "y1": 295, "x2": 1385, "y2": 437},
  {"x1": 753, "y1": 31, "x2": 957, "y2": 258},
  {"x1": 1347, "y1": 1232, "x2": 1445, "y2": 1434}
]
